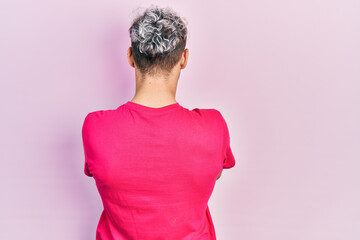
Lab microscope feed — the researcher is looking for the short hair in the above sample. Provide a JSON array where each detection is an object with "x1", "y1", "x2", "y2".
[{"x1": 128, "y1": 5, "x2": 188, "y2": 76}]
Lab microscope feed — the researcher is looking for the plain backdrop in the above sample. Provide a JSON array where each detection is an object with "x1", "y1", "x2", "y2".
[{"x1": 1, "y1": 0, "x2": 359, "y2": 239}]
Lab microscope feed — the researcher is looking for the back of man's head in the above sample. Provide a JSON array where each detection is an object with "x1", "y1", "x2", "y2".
[{"x1": 129, "y1": 5, "x2": 188, "y2": 76}]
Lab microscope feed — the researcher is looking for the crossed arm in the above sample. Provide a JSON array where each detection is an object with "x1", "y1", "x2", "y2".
[{"x1": 216, "y1": 169, "x2": 223, "y2": 180}]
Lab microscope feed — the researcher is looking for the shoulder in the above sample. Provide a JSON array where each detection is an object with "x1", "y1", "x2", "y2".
[
  {"x1": 82, "y1": 109, "x2": 114, "y2": 130},
  {"x1": 83, "y1": 110, "x2": 103, "y2": 124},
  {"x1": 84, "y1": 107, "x2": 117, "y2": 120},
  {"x1": 190, "y1": 107, "x2": 220, "y2": 116},
  {"x1": 189, "y1": 107, "x2": 224, "y2": 126}
]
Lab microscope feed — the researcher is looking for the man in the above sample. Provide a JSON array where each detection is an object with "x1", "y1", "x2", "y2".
[{"x1": 82, "y1": 5, "x2": 235, "y2": 240}]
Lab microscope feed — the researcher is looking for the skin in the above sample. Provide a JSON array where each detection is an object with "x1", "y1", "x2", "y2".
[{"x1": 127, "y1": 46, "x2": 223, "y2": 180}]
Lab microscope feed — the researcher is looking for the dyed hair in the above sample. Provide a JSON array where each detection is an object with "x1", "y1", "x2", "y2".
[{"x1": 128, "y1": 5, "x2": 188, "y2": 76}]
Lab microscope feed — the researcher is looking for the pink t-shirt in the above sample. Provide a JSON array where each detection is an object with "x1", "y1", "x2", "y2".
[{"x1": 81, "y1": 101, "x2": 236, "y2": 240}]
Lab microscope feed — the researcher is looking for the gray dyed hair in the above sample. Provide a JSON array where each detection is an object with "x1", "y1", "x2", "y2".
[{"x1": 128, "y1": 5, "x2": 188, "y2": 75}]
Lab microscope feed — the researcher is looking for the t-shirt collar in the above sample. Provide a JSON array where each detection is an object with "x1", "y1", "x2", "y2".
[{"x1": 124, "y1": 100, "x2": 182, "y2": 113}]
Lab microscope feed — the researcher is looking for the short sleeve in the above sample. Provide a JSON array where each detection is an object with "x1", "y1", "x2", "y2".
[
  {"x1": 218, "y1": 111, "x2": 236, "y2": 169},
  {"x1": 82, "y1": 113, "x2": 94, "y2": 177}
]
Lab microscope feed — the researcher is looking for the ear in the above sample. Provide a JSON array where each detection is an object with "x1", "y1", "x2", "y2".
[
  {"x1": 179, "y1": 48, "x2": 189, "y2": 70},
  {"x1": 127, "y1": 46, "x2": 135, "y2": 68}
]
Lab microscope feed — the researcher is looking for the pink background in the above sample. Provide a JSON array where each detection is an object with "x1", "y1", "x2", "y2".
[{"x1": 1, "y1": 0, "x2": 359, "y2": 239}]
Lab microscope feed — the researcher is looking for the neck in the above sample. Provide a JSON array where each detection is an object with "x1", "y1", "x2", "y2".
[{"x1": 131, "y1": 68, "x2": 180, "y2": 107}]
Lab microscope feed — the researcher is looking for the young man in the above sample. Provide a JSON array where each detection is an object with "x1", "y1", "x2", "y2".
[{"x1": 82, "y1": 5, "x2": 235, "y2": 240}]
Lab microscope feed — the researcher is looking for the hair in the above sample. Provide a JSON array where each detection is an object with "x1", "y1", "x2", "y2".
[{"x1": 128, "y1": 5, "x2": 188, "y2": 76}]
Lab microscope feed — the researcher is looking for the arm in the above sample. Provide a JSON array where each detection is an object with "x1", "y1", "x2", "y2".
[{"x1": 216, "y1": 169, "x2": 223, "y2": 180}]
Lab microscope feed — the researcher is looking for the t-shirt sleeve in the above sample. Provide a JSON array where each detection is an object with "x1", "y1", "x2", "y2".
[
  {"x1": 218, "y1": 111, "x2": 236, "y2": 169},
  {"x1": 81, "y1": 113, "x2": 95, "y2": 177}
]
